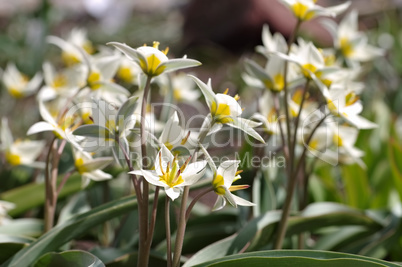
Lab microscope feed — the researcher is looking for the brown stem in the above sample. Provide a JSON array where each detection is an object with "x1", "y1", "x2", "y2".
[
  {"x1": 172, "y1": 120, "x2": 211, "y2": 267},
  {"x1": 137, "y1": 75, "x2": 152, "y2": 267},
  {"x1": 165, "y1": 197, "x2": 172, "y2": 267},
  {"x1": 185, "y1": 187, "x2": 214, "y2": 221},
  {"x1": 44, "y1": 137, "x2": 56, "y2": 233}
]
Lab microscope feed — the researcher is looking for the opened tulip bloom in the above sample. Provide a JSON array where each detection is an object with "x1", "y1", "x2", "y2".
[
  {"x1": 130, "y1": 145, "x2": 207, "y2": 201},
  {"x1": 279, "y1": 0, "x2": 350, "y2": 21},
  {"x1": 3, "y1": 63, "x2": 42, "y2": 98},
  {"x1": 191, "y1": 76, "x2": 264, "y2": 143}
]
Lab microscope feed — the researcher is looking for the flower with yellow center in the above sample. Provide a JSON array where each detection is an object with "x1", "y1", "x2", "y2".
[
  {"x1": 27, "y1": 100, "x2": 82, "y2": 151},
  {"x1": 191, "y1": 76, "x2": 265, "y2": 143},
  {"x1": 279, "y1": 0, "x2": 350, "y2": 21},
  {"x1": 200, "y1": 145, "x2": 255, "y2": 211},
  {"x1": 333, "y1": 10, "x2": 384, "y2": 64},
  {"x1": 325, "y1": 88, "x2": 376, "y2": 129},
  {"x1": 2, "y1": 63, "x2": 42, "y2": 99},
  {"x1": 1, "y1": 118, "x2": 45, "y2": 168},
  {"x1": 245, "y1": 54, "x2": 290, "y2": 93},
  {"x1": 73, "y1": 149, "x2": 113, "y2": 188},
  {"x1": 130, "y1": 145, "x2": 207, "y2": 200},
  {"x1": 73, "y1": 97, "x2": 139, "y2": 165},
  {"x1": 107, "y1": 41, "x2": 201, "y2": 77}
]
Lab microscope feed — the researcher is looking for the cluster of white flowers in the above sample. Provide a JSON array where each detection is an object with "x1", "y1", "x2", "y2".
[
  {"x1": 245, "y1": 2, "x2": 382, "y2": 168},
  {"x1": 0, "y1": 27, "x2": 263, "y2": 212}
]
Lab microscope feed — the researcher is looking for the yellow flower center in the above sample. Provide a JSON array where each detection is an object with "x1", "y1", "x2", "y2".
[
  {"x1": 340, "y1": 37, "x2": 354, "y2": 57},
  {"x1": 158, "y1": 155, "x2": 184, "y2": 188},
  {"x1": 308, "y1": 139, "x2": 319, "y2": 150},
  {"x1": 291, "y1": 2, "x2": 314, "y2": 20},
  {"x1": 117, "y1": 66, "x2": 133, "y2": 83},
  {"x1": 62, "y1": 51, "x2": 81, "y2": 66},
  {"x1": 83, "y1": 41, "x2": 94, "y2": 54},
  {"x1": 88, "y1": 72, "x2": 102, "y2": 90},
  {"x1": 52, "y1": 74, "x2": 67, "y2": 89},
  {"x1": 6, "y1": 151, "x2": 21, "y2": 166},
  {"x1": 302, "y1": 63, "x2": 317, "y2": 79},
  {"x1": 327, "y1": 100, "x2": 339, "y2": 116},
  {"x1": 345, "y1": 92, "x2": 359, "y2": 106},
  {"x1": 333, "y1": 133, "x2": 343, "y2": 147},
  {"x1": 212, "y1": 174, "x2": 226, "y2": 195},
  {"x1": 264, "y1": 74, "x2": 285, "y2": 92},
  {"x1": 173, "y1": 89, "x2": 182, "y2": 100},
  {"x1": 75, "y1": 158, "x2": 87, "y2": 174},
  {"x1": 211, "y1": 102, "x2": 234, "y2": 124},
  {"x1": 8, "y1": 88, "x2": 24, "y2": 98}
]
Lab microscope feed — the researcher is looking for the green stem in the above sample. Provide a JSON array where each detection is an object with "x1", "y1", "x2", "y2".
[
  {"x1": 137, "y1": 75, "x2": 152, "y2": 267},
  {"x1": 165, "y1": 197, "x2": 172, "y2": 267}
]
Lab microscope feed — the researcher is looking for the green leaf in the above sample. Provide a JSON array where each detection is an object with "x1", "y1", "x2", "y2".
[
  {"x1": 341, "y1": 165, "x2": 371, "y2": 209},
  {"x1": 3, "y1": 195, "x2": 139, "y2": 267},
  {"x1": 389, "y1": 138, "x2": 402, "y2": 201},
  {"x1": 0, "y1": 219, "x2": 43, "y2": 237},
  {"x1": 33, "y1": 250, "x2": 105, "y2": 267},
  {"x1": 73, "y1": 124, "x2": 112, "y2": 139},
  {"x1": 0, "y1": 235, "x2": 33, "y2": 264},
  {"x1": 191, "y1": 250, "x2": 402, "y2": 267},
  {"x1": 0, "y1": 174, "x2": 83, "y2": 217},
  {"x1": 117, "y1": 96, "x2": 139, "y2": 124},
  {"x1": 183, "y1": 235, "x2": 237, "y2": 267}
]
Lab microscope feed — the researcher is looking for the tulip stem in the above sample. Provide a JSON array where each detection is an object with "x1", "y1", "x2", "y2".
[
  {"x1": 165, "y1": 197, "x2": 172, "y2": 267},
  {"x1": 137, "y1": 75, "x2": 153, "y2": 267},
  {"x1": 172, "y1": 119, "x2": 211, "y2": 267}
]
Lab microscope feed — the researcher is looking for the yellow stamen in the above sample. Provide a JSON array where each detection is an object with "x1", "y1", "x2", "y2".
[
  {"x1": 153, "y1": 41, "x2": 160, "y2": 49},
  {"x1": 181, "y1": 131, "x2": 191, "y2": 145},
  {"x1": 162, "y1": 47, "x2": 169, "y2": 55},
  {"x1": 229, "y1": 184, "x2": 249, "y2": 192},
  {"x1": 234, "y1": 94, "x2": 240, "y2": 101},
  {"x1": 223, "y1": 88, "x2": 229, "y2": 95}
]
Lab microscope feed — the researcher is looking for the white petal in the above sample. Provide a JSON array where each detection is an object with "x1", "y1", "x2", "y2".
[
  {"x1": 165, "y1": 187, "x2": 181, "y2": 201},
  {"x1": 190, "y1": 75, "x2": 215, "y2": 108},
  {"x1": 231, "y1": 194, "x2": 255, "y2": 207},
  {"x1": 181, "y1": 160, "x2": 207, "y2": 186},
  {"x1": 212, "y1": 196, "x2": 226, "y2": 211},
  {"x1": 217, "y1": 160, "x2": 240, "y2": 188},
  {"x1": 129, "y1": 169, "x2": 165, "y2": 187},
  {"x1": 27, "y1": 121, "x2": 55, "y2": 135}
]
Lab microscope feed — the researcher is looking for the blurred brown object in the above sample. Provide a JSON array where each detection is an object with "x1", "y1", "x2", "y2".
[{"x1": 181, "y1": 0, "x2": 400, "y2": 55}]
